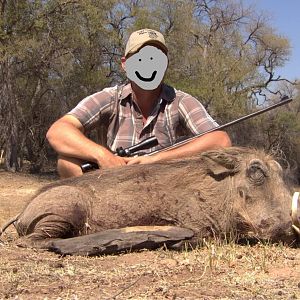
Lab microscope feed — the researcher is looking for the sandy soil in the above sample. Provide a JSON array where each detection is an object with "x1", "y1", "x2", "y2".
[{"x1": 0, "y1": 170, "x2": 300, "y2": 300}]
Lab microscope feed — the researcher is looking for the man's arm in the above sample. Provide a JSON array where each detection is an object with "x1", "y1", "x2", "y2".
[
  {"x1": 46, "y1": 115, "x2": 126, "y2": 168},
  {"x1": 125, "y1": 130, "x2": 231, "y2": 165}
]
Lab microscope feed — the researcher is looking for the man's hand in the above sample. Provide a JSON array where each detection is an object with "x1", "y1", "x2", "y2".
[
  {"x1": 123, "y1": 155, "x2": 159, "y2": 166},
  {"x1": 96, "y1": 149, "x2": 127, "y2": 169}
]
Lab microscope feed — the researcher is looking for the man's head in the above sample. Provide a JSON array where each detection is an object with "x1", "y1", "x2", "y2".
[{"x1": 122, "y1": 29, "x2": 168, "y2": 90}]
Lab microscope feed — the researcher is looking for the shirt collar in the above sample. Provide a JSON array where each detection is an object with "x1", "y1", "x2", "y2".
[
  {"x1": 119, "y1": 83, "x2": 132, "y2": 101},
  {"x1": 119, "y1": 83, "x2": 176, "y2": 103}
]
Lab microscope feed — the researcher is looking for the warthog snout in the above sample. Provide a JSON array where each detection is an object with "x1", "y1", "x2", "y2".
[{"x1": 269, "y1": 221, "x2": 296, "y2": 245}]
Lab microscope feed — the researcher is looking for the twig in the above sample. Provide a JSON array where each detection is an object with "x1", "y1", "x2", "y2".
[{"x1": 105, "y1": 274, "x2": 143, "y2": 300}]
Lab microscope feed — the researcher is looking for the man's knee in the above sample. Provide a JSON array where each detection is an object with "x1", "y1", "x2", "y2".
[{"x1": 57, "y1": 155, "x2": 83, "y2": 179}]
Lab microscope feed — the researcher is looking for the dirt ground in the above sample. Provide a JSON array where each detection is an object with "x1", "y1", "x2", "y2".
[{"x1": 0, "y1": 170, "x2": 300, "y2": 300}]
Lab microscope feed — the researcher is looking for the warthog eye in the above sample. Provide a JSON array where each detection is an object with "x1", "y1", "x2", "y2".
[{"x1": 246, "y1": 159, "x2": 268, "y2": 185}]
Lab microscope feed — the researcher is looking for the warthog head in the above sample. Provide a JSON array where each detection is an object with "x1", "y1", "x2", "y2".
[{"x1": 201, "y1": 147, "x2": 299, "y2": 244}]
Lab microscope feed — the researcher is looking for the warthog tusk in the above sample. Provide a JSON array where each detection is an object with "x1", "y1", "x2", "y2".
[{"x1": 291, "y1": 192, "x2": 300, "y2": 236}]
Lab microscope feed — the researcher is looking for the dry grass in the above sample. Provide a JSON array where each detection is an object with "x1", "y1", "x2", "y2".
[
  {"x1": 1, "y1": 239, "x2": 300, "y2": 299},
  {"x1": 0, "y1": 171, "x2": 299, "y2": 300}
]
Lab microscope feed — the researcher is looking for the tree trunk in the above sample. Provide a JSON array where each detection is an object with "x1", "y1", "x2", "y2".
[
  {"x1": 2, "y1": 60, "x2": 21, "y2": 172},
  {"x1": 5, "y1": 124, "x2": 19, "y2": 172}
]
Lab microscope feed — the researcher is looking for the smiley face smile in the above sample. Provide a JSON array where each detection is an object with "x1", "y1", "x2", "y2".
[{"x1": 135, "y1": 71, "x2": 157, "y2": 82}]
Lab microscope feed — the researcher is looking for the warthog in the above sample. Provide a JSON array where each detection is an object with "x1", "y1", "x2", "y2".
[{"x1": 14, "y1": 147, "x2": 299, "y2": 255}]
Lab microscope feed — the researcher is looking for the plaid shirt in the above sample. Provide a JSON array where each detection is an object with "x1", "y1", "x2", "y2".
[{"x1": 68, "y1": 83, "x2": 218, "y2": 153}]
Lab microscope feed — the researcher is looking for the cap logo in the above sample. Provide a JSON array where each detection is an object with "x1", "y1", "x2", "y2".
[
  {"x1": 137, "y1": 29, "x2": 158, "y2": 39},
  {"x1": 148, "y1": 30, "x2": 158, "y2": 39}
]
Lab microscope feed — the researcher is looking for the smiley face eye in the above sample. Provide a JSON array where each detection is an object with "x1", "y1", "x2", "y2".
[
  {"x1": 150, "y1": 57, "x2": 153, "y2": 60},
  {"x1": 139, "y1": 58, "x2": 141, "y2": 61}
]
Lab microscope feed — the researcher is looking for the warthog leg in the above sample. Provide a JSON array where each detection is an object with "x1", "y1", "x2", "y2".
[
  {"x1": 15, "y1": 214, "x2": 77, "y2": 249},
  {"x1": 25, "y1": 214, "x2": 75, "y2": 240},
  {"x1": 15, "y1": 185, "x2": 91, "y2": 241}
]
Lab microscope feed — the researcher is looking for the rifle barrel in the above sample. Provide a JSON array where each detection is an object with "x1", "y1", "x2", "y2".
[{"x1": 147, "y1": 96, "x2": 293, "y2": 156}]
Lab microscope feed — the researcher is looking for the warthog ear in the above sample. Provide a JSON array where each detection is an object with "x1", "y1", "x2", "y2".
[{"x1": 201, "y1": 149, "x2": 240, "y2": 179}]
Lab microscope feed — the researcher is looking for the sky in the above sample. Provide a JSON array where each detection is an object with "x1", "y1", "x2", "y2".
[{"x1": 248, "y1": 0, "x2": 300, "y2": 81}]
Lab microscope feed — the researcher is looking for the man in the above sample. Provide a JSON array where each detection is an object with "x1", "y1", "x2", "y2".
[{"x1": 46, "y1": 28, "x2": 231, "y2": 178}]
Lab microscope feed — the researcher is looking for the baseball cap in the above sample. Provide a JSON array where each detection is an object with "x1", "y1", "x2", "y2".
[{"x1": 125, "y1": 28, "x2": 168, "y2": 57}]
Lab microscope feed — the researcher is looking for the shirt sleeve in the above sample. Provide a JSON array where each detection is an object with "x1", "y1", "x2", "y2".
[
  {"x1": 67, "y1": 86, "x2": 117, "y2": 130},
  {"x1": 178, "y1": 93, "x2": 219, "y2": 135}
]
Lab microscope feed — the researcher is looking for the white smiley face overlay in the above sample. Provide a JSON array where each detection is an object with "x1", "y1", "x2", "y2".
[{"x1": 125, "y1": 45, "x2": 168, "y2": 90}]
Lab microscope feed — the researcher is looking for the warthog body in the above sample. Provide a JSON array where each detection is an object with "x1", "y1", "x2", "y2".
[{"x1": 16, "y1": 147, "x2": 297, "y2": 251}]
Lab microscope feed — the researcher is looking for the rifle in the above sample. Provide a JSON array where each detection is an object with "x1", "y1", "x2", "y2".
[{"x1": 81, "y1": 96, "x2": 292, "y2": 172}]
